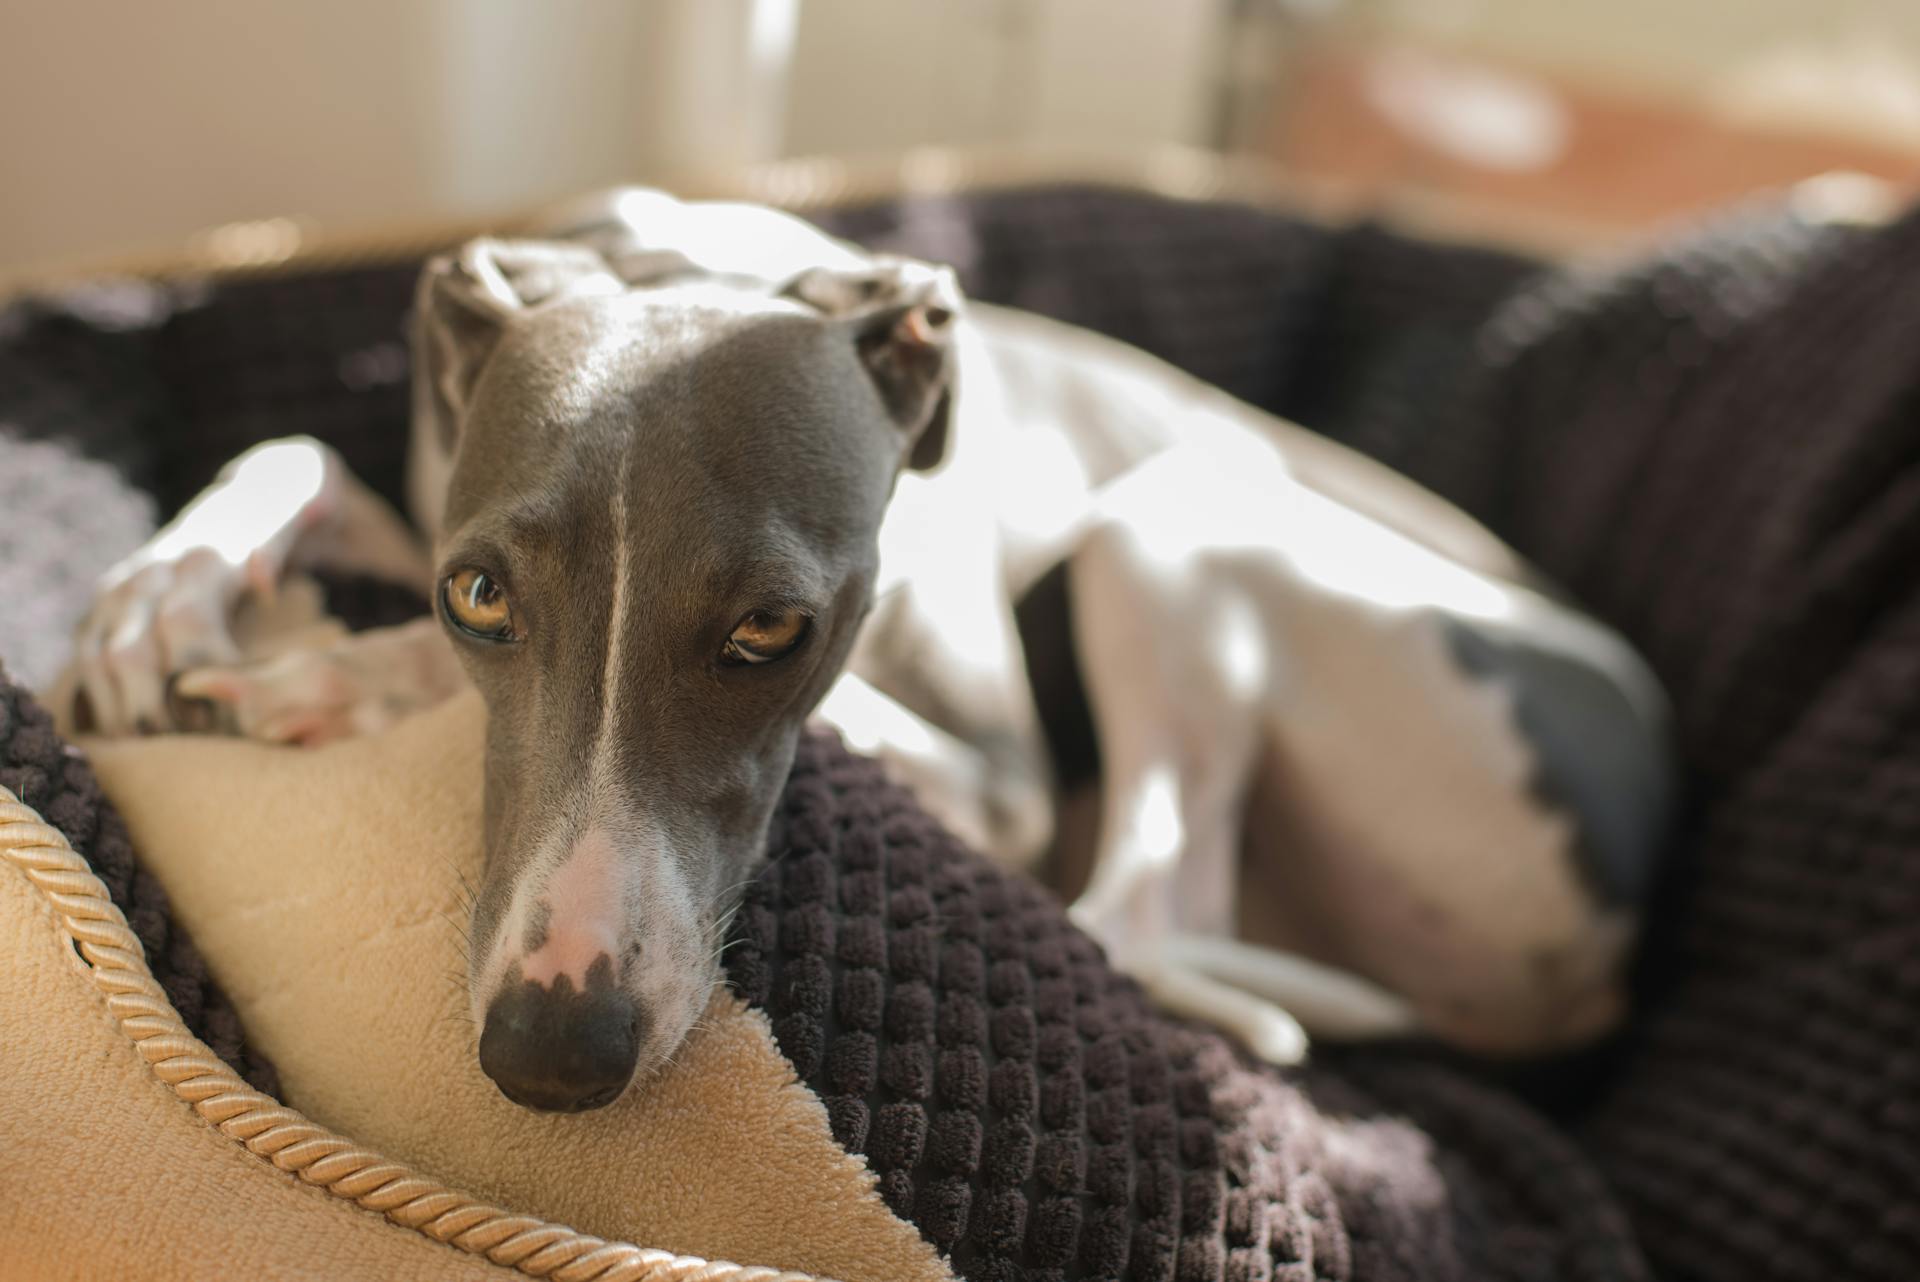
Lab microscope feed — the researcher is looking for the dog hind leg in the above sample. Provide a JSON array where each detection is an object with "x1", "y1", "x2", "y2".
[
  {"x1": 814, "y1": 671, "x2": 1053, "y2": 866},
  {"x1": 1061, "y1": 511, "x2": 1314, "y2": 1061}
]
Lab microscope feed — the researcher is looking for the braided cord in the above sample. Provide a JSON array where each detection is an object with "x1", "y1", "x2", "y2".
[{"x1": 0, "y1": 790, "x2": 826, "y2": 1282}]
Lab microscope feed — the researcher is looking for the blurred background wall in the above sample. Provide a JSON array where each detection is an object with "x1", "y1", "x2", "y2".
[{"x1": 2, "y1": 0, "x2": 1916, "y2": 274}]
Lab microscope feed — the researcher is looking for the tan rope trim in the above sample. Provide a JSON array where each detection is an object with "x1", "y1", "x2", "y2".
[{"x1": 0, "y1": 788, "x2": 830, "y2": 1282}]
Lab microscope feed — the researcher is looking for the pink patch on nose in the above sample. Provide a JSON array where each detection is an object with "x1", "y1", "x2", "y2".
[{"x1": 521, "y1": 829, "x2": 624, "y2": 990}]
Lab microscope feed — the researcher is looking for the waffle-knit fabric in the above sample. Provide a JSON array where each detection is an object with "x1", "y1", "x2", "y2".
[
  {"x1": 729, "y1": 732, "x2": 1645, "y2": 1281},
  {"x1": 1380, "y1": 206, "x2": 1920, "y2": 1282}
]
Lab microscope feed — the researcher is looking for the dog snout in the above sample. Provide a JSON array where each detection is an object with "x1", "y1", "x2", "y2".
[{"x1": 478, "y1": 975, "x2": 645, "y2": 1112}]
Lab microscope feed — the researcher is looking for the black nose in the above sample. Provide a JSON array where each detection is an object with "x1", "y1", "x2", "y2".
[{"x1": 479, "y1": 980, "x2": 643, "y2": 1112}]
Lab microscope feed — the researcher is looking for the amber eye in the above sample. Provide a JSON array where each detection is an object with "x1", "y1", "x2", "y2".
[
  {"x1": 723, "y1": 607, "x2": 810, "y2": 666},
  {"x1": 442, "y1": 569, "x2": 518, "y2": 641}
]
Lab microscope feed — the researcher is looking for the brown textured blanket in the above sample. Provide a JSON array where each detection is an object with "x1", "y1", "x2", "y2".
[{"x1": 1, "y1": 181, "x2": 1915, "y2": 1280}]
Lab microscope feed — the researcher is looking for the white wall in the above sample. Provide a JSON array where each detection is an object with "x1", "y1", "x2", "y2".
[
  {"x1": 0, "y1": 1, "x2": 447, "y2": 270},
  {"x1": 0, "y1": 0, "x2": 802, "y2": 274},
  {"x1": 0, "y1": 0, "x2": 1226, "y2": 276},
  {"x1": 781, "y1": 0, "x2": 1223, "y2": 156},
  {"x1": 6, "y1": 0, "x2": 1914, "y2": 275},
  {"x1": 0, "y1": 0, "x2": 1235, "y2": 276},
  {"x1": 5, "y1": 0, "x2": 1918, "y2": 275}
]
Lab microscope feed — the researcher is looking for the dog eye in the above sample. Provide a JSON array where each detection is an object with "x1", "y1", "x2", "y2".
[
  {"x1": 442, "y1": 569, "x2": 519, "y2": 641},
  {"x1": 723, "y1": 607, "x2": 810, "y2": 665}
]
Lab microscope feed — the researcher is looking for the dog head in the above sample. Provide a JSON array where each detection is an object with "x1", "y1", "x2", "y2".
[{"x1": 414, "y1": 233, "x2": 959, "y2": 1110}]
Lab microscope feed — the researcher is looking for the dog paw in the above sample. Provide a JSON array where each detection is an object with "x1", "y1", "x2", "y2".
[
  {"x1": 72, "y1": 545, "x2": 262, "y2": 735},
  {"x1": 173, "y1": 648, "x2": 398, "y2": 747},
  {"x1": 1134, "y1": 959, "x2": 1309, "y2": 1065}
]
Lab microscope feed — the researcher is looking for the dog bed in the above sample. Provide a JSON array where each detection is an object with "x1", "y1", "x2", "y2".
[{"x1": 2, "y1": 169, "x2": 1915, "y2": 1281}]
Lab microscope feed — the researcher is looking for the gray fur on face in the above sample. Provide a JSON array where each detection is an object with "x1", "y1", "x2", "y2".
[{"x1": 413, "y1": 240, "x2": 958, "y2": 1074}]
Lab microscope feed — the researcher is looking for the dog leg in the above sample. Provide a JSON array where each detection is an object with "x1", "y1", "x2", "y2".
[
  {"x1": 1070, "y1": 747, "x2": 1313, "y2": 1063},
  {"x1": 845, "y1": 586, "x2": 1057, "y2": 868},
  {"x1": 1132, "y1": 958, "x2": 1309, "y2": 1064},
  {"x1": 1071, "y1": 729, "x2": 1311, "y2": 1062},
  {"x1": 1064, "y1": 496, "x2": 1260, "y2": 938},
  {"x1": 815, "y1": 671, "x2": 1052, "y2": 865},
  {"x1": 1060, "y1": 511, "x2": 1316, "y2": 1061},
  {"x1": 1159, "y1": 934, "x2": 1418, "y2": 1040},
  {"x1": 70, "y1": 437, "x2": 429, "y2": 735},
  {"x1": 172, "y1": 617, "x2": 464, "y2": 746}
]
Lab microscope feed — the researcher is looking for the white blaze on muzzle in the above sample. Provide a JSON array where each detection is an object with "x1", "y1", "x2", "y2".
[
  {"x1": 474, "y1": 806, "x2": 709, "y2": 1052},
  {"x1": 520, "y1": 827, "x2": 625, "y2": 990}
]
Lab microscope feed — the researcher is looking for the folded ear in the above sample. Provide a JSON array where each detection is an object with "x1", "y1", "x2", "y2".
[
  {"x1": 782, "y1": 258, "x2": 962, "y2": 473},
  {"x1": 412, "y1": 238, "x2": 623, "y2": 450}
]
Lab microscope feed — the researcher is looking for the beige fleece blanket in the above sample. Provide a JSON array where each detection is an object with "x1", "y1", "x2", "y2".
[
  {"x1": 58, "y1": 692, "x2": 948, "y2": 1282},
  {"x1": 0, "y1": 832, "x2": 524, "y2": 1281}
]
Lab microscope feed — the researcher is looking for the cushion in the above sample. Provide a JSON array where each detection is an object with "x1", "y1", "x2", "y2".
[
  {"x1": 3, "y1": 177, "x2": 1916, "y2": 1281},
  {"x1": 5, "y1": 663, "x2": 1640, "y2": 1281},
  {"x1": 1358, "y1": 202, "x2": 1920, "y2": 1282}
]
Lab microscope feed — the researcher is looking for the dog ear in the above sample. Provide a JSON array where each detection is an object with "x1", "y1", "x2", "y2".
[
  {"x1": 412, "y1": 238, "x2": 623, "y2": 450},
  {"x1": 782, "y1": 259, "x2": 961, "y2": 473}
]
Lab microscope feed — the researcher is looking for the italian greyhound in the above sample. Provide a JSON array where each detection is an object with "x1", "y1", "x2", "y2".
[{"x1": 66, "y1": 189, "x2": 1671, "y2": 1111}]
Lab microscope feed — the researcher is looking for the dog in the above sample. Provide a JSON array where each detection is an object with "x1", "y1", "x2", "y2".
[{"x1": 66, "y1": 188, "x2": 1672, "y2": 1110}]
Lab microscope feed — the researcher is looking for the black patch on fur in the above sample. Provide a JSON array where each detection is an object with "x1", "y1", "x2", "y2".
[{"x1": 1442, "y1": 617, "x2": 1672, "y2": 905}]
